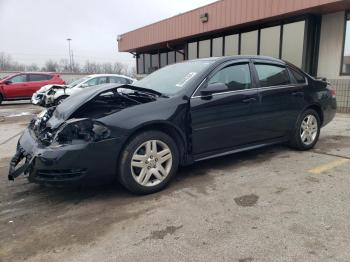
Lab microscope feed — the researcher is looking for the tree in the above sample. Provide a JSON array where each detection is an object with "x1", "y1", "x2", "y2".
[
  {"x1": 43, "y1": 60, "x2": 59, "y2": 72},
  {"x1": 26, "y1": 64, "x2": 39, "y2": 71}
]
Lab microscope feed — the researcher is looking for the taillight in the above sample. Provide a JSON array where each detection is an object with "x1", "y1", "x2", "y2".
[{"x1": 328, "y1": 84, "x2": 336, "y2": 98}]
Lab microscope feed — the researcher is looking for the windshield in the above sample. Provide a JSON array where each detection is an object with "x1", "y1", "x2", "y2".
[
  {"x1": 68, "y1": 77, "x2": 90, "y2": 88},
  {"x1": 134, "y1": 60, "x2": 214, "y2": 95}
]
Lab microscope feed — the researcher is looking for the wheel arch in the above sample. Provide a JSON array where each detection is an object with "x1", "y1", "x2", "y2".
[
  {"x1": 120, "y1": 121, "x2": 188, "y2": 165},
  {"x1": 304, "y1": 104, "x2": 324, "y2": 126}
]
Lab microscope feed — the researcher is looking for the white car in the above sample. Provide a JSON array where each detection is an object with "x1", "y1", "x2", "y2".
[{"x1": 31, "y1": 74, "x2": 136, "y2": 107}]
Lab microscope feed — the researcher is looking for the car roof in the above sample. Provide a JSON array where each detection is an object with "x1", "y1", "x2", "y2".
[
  {"x1": 191, "y1": 55, "x2": 286, "y2": 64},
  {"x1": 87, "y1": 74, "x2": 135, "y2": 80}
]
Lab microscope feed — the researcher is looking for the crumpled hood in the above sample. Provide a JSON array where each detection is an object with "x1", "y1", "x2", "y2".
[
  {"x1": 36, "y1": 84, "x2": 67, "y2": 94},
  {"x1": 46, "y1": 83, "x2": 161, "y2": 129}
]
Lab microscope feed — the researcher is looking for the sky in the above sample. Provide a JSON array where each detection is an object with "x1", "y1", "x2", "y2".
[{"x1": 0, "y1": 0, "x2": 217, "y2": 68}]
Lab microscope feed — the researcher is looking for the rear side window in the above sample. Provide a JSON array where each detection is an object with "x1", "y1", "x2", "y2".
[
  {"x1": 255, "y1": 64, "x2": 291, "y2": 87},
  {"x1": 290, "y1": 68, "x2": 306, "y2": 84},
  {"x1": 208, "y1": 63, "x2": 252, "y2": 91},
  {"x1": 85, "y1": 77, "x2": 108, "y2": 87},
  {"x1": 29, "y1": 74, "x2": 52, "y2": 81},
  {"x1": 109, "y1": 76, "x2": 128, "y2": 84}
]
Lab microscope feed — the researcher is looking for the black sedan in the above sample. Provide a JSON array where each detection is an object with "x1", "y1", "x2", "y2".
[{"x1": 9, "y1": 56, "x2": 337, "y2": 194}]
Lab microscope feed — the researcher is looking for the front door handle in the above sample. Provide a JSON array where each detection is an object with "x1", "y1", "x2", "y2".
[{"x1": 242, "y1": 97, "x2": 257, "y2": 103}]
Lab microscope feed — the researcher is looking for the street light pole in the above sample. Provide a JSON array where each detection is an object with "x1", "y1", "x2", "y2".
[{"x1": 66, "y1": 38, "x2": 72, "y2": 72}]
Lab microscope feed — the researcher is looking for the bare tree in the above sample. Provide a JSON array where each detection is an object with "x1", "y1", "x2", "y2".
[
  {"x1": 26, "y1": 64, "x2": 39, "y2": 71},
  {"x1": 43, "y1": 60, "x2": 59, "y2": 72}
]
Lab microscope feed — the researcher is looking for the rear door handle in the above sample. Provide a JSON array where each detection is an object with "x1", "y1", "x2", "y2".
[
  {"x1": 241, "y1": 97, "x2": 257, "y2": 103},
  {"x1": 292, "y1": 91, "x2": 304, "y2": 97}
]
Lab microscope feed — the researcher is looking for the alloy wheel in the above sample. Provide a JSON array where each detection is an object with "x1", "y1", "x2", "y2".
[
  {"x1": 130, "y1": 140, "x2": 173, "y2": 187},
  {"x1": 300, "y1": 114, "x2": 318, "y2": 146}
]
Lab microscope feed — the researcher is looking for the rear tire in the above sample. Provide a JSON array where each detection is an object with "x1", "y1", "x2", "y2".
[
  {"x1": 118, "y1": 131, "x2": 179, "y2": 195},
  {"x1": 289, "y1": 109, "x2": 321, "y2": 150},
  {"x1": 0, "y1": 94, "x2": 3, "y2": 105}
]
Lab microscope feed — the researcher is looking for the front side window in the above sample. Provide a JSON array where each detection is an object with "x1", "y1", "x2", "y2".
[
  {"x1": 341, "y1": 12, "x2": 350, "y2": 74},
  {"x1": 208, "y1": 63, "x2": 252, "y2": 91},
  {"x1": 255, "y1": 64, "x2": 291, "y2": 87},
  {"x1": 10, "y1": 74, "x2": 27, "y2": 83}
]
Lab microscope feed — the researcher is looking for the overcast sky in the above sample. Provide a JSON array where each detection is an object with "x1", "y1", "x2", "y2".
[{"x1": 0, "y1": 0, "x2": 217, "y2": 68}]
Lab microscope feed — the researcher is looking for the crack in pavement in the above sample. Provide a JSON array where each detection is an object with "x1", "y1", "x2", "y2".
[{"x1": 311, "y1": 150, "x2": 350, "y2": 160}]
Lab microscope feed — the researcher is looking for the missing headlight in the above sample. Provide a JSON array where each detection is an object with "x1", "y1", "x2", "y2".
[{"x1": 53, "y1": 119, "x2": 110, "y2": 145}]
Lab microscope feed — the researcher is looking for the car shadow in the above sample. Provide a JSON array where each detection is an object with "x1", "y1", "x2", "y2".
[{"x1": 8, "y1": 144, "x2": 288, "y2": 204}]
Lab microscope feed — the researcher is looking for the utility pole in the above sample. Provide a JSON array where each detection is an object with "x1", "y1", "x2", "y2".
[{"x1": 66, "y1": 38, "x2": 72, "y2": 72}]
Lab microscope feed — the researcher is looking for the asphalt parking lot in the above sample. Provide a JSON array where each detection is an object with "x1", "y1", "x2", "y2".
[{"x1": 0, "y1": 102, "x2": 350, "y2": 262}]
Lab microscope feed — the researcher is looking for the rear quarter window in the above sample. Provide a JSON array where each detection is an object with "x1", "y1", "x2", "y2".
[{"x1": 290, "y1": 68, "x2": 306, "y2": 84}]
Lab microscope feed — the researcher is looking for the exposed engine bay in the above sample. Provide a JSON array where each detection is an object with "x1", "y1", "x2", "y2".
[{"x1": 30, "y1": 87, "x2": 157, "y2": 146}]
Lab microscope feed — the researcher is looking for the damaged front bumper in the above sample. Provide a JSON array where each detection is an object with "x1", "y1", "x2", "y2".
[{"x1": 8, "y1": 128, "x2": 124, "y2": 186}]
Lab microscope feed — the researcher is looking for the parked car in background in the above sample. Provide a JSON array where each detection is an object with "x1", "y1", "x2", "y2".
[
  {"x1": 9, "y1": 56, "x2": 337, "y2": 194},
  {"x1": 0, "y1": 72, "x2": 65, "y2": 104},
  {"x1": 31, "y1": 74, "x2": 136, "y2": 107}
]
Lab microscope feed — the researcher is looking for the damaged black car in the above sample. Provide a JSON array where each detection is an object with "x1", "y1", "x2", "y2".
[{"x1": 9, "y1": 56, "x2": 337, "y2": 194}]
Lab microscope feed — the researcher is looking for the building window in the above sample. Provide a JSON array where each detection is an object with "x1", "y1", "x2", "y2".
[
  {"x1": 188, "y1": 42, "x2": 198, "y2": 60},
  {"x1": 137, "y1": 54, "x2": 144, "y2": 74},
  {"x1": 212, "y1": 37, "x2": 223, "y2": 57},
  {"x1": 224, "y1": 34, "x2": 239, "y2": 56},
  {"x1": 151, "y1": 54, "x2": 159, "y2": 70},
  {"x1": 241, "y1": 30, "x2": 258, "y2": 55},
  {"x1": 198, "y1": 39, "x2": 211, "y2": 58},
  {"x1": 260, "y1": 26, "x2": 281, "y2": 58},
  {"x1": 144, "y1": 54, "x2": 151, "y2": 74},
  {"x1": 282, "y1": 21, "x2": 305, "y2": 68},
  {"x1": 341, "y1": 12, "x2": 350, "y2": 75},
  {"x1": 168, "y1": 51, "x2": 175, "y2": 64},
  {"x1": 176, "y1": 50, "x2": 184, "y2": 62},
  {"x1": 160, "y1": 53, "x2": 167, "y2": 68}
]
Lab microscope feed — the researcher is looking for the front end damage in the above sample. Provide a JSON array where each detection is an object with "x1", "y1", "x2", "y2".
[
  {"x1": 9, "y1": 85, "x2": 158, "y2": 185},
  {"x1": 32, "y1": 85, "x2": 67, "y2": 106}
]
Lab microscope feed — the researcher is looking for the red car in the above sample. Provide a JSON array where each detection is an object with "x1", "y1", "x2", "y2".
[{"x1": 0, "y1": 72, "x2": 65, "y2": 104}]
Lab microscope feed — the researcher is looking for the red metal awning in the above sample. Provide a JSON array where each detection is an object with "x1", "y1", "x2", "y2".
[{"x1": 118, "y1": 0, "x2": 350, "y2": 53}]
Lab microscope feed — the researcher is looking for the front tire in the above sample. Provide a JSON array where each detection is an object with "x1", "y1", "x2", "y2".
[
  {"x1": 118, "y1": 131, "x2": 179, "y2": 194},
  {"x1": 0, "y1": 94, "x2": 3, "y2": 105},
  {"x1": 289, "y1": 109, "x2": 321, "y2": 150}
]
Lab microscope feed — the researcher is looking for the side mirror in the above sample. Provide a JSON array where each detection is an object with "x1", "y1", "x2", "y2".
[
  {"x1": 80, "y1": 83, "x2": 89, "y2": 88},
  {"x1": 4, "y1": 80, "x2": 12, "y2": 85},
  {"x1": 200, "y1": 82, "x2": 229, "y2": 96}
]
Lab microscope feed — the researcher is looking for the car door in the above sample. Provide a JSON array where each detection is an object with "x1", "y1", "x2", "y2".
[
  {"x1": 251, "y1": 62, "x2": 306, "y2": 139},
  {"x1": 190, "y1": 61, "x2": 260, "y2": 156},
  {"x1": 28, "y1": 74, "x2": 52, "y2": 95},
  {"x1": 2, "y1": 74, "x2": 29, "y2": 98}
]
